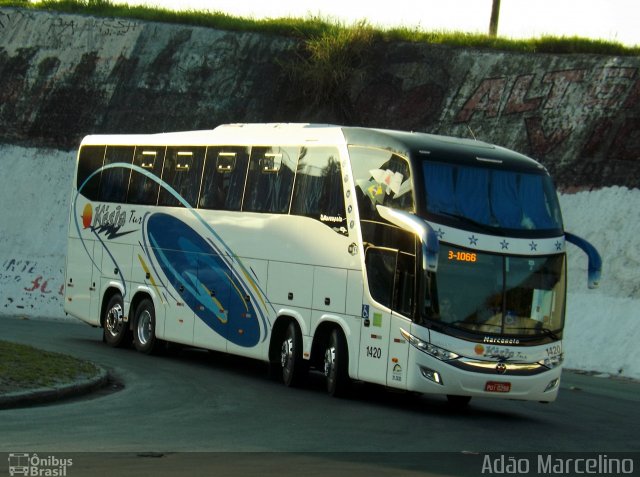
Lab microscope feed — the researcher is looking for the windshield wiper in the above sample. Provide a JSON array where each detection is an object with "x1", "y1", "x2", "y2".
[
  {"x1": 509, "y1": 327, "x2": 560, "y2": 340},
  {"x1": 438, "y1": 212, "x2": 497, "y2": 233}
]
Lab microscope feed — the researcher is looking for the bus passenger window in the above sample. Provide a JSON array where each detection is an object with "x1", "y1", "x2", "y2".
[
  {"x1": 243, "y1": 146, "x2": 297, "y2": 214},
  {"x1": 290, "y1": 147, "x2": 347, "y2": 234},
  {"x1": 127, "y1": 146, "x2": 165, "y2": 206},
  {"x1": 158, "y1": 147, "x2": 205, "y2": 207},
  {"x1": 76, "y1": 145, "x2": 105, "y2": 200},
  {"x1": 394, "y1": 252, "x2": 415, "y2": 317},
  {"x1": 99, "y1": 146, "x2": 134, "y2": 203},
  {"x1": 199, "y1": 146, "x2": 249, "y2": 211},
  {"x1": 365, "y1": 247, "x2": 397, "y2": 309},
  {"x1": 348, "y1": 146, "x2": 414, "y2": 217}
]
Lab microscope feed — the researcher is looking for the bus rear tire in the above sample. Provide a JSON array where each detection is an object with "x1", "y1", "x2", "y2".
[
  {"x1": 133, "y1": 298, "x2": 157, "y2": 355},
  {"x1": 103, "y1": 294, "x2": 130, "y2": 348},
  {"x1": 324, "y1": 328, "x2": 350, "y2": 397},
  {"x1": 280, "y1": 321, "x2": 307, "y2": 387}
]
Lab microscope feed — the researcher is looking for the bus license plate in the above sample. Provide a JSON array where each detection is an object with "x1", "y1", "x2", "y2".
[{"x1": 485, "y1": 381, "x2": 511, "y2": 393}]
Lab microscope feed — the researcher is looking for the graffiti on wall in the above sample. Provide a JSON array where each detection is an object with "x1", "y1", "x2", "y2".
[
  {"x1": 1, "y1": 258, "x2": 64, "y2": 314},
  {"x1": 452, "y1": 67, "x2": 640, "y2": 175}
]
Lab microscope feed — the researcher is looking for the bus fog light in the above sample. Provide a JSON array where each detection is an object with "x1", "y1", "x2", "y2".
[
  {"x1": 544, "y1": 378, "x2": 560, "y2": 392},
  {"x1": 420, "y1": 366, "x2": 443, "y2": 385}
]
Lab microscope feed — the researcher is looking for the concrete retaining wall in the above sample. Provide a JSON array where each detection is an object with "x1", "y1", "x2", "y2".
[{"x1": 1, "y1": 7, "x2": 639, "y2": 189}]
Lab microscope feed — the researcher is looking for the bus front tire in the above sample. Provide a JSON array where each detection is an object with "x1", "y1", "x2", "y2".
[
  {"x1": 133, "y1": 298, "x2": 157, "y2": 355},
  {"x1": 280, "y1": 321, "x2": 307, "y2": 387},
  {"x1": 324, "y1": 328, "x2": 350, "y2": 397},
  {"x1": 103, "y1": 294, "x2": 130, "y2": 348},
  {"x1": 446, "y1": 394, "x2": 472, "y2": 408}
]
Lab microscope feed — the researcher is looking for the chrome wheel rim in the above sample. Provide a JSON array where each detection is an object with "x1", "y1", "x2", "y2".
[
  {"x1": 105, "y1": 303, "x2": 124, "y2": 337},
  {"x1": 137, "y1": 310, "x2": 152, "y2": 346},
  {"x1": 324, "y1": 346, "x2": 336, "y2": 377},
  {"x1": 281, "y1": 337, "x2": 293, "y2": 369}
]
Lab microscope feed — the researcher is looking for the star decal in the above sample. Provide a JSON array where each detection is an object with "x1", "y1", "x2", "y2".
[
  {"x1": 500, "y1": 240, "x2": 509, "y2": 250},
  {"x1": 555, "y1": 240, "x2": 563, "y2": 251},
  {"x1": 469, "y1": 235, "x2": 478, "y2": 246},
  {"x1": 436, "y1": 228, "x2": 445, "y2": 239},
  {"x1": 529, "y1": 241, "x2": 538, "y2": 251}
]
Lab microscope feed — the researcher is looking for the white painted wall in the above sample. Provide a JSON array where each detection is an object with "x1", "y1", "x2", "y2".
[{"x1": 0, "y1": 145, "x2": 75, "y2": 318}]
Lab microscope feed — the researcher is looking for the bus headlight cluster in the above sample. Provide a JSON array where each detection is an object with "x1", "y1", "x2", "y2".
[
  {"x1": 400, "y1": 328, "x2": 459, "y2": 361},
  {"x1": 538, "y1": 354, "x2": 564, "y2": 370}
]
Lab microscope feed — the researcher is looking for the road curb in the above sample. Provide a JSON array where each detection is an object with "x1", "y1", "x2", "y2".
[{"x1": 0, "y1": 366, "x2": 109, "y2": 410}]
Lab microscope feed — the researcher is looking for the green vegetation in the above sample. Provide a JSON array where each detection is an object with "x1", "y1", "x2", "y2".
[
  {"x1": 0, "y1": 340, "x2": 99, "y2": 394},
  {"x1": 1, "y1": 0, "x2": 638, "y2": 56},
  {"x1": 284, "y1": 20, "x2": 377, "y2": 115}
]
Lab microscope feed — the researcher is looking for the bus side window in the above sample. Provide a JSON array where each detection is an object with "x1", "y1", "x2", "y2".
[
  {"x1": 365, "y1": 247, "x2": 397, "y2": 309},
  {"x1": 394, "y1": 251, "x2": 415, "y2": 317},
  {"x1": 243, "y1": 146, "x2": 297, "y2": 214},
  {"x1": 348, "y1": 146, "x2": 414, "y2": 217},
  {"x1": 158, "y1": 146, "x2": 206, "y2": 207},
  {"x1": 290, "y1": 147, "x2": 347, "y2": 234},
  {"x1": 98, "y1": 146, "x2": 135, "y2": 203},
  {"x1": 76, "y1": 145, "x2": 105, "y2": 200},
  {"x1": 199, "y1": 146, "x2": 249, "y2": 211},
  {"x1": 127, "y1": 146, "x2": 165, "y2": 206}
]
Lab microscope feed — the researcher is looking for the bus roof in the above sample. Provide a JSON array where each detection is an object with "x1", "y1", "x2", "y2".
[{"x1": 80, "y1": 123, "x2": 545, "y2": 172}]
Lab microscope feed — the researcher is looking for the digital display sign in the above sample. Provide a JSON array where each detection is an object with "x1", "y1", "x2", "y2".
[{"x1": 447, "y1": 250, "x2": 477, "y2": 262}]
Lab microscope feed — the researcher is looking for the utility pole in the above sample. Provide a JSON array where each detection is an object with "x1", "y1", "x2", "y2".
[{"x1": 489, "y1": 0, "x2": 501, "y2": 37}]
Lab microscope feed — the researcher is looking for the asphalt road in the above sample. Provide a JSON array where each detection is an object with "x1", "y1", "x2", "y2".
[{"x1": 1, "y1": 316, "x2": 639, "y2": 475}]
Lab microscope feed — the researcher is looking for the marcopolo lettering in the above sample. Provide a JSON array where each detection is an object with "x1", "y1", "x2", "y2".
[
  {"x1": 320, "y1": 214, "x2": 344, "y2": 223},
  {"x1": 483, "y1": 336, "x2": 520, "y2": 345}
]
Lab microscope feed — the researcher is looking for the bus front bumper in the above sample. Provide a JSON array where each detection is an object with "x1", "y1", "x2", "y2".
[{"x1": 405, "y1": 348, "x2": 563, "y2": 402}]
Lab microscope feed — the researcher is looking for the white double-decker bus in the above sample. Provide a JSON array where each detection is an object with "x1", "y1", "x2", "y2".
[{"x1": 64, "y1": 123, "x2": 601, "y2": 404}]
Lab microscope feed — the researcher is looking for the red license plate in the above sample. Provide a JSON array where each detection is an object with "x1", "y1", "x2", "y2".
[{"x1": 485, "y1": 381, "x2": 511, "y2": 393}]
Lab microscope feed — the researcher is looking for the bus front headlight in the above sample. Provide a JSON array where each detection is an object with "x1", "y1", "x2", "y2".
[
  {"x1": 400, "y1": 328, "x2": 459, "y2": 361},
  {"x1": 538, "y1": 354, "x2": 564, "y2": 370}
]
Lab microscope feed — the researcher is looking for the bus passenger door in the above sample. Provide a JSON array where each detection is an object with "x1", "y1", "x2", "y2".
[
  {"x1": 358, "y1": 247, "x2": 395, "y2": 385},
  {"x1": 358, "y1": 306, "x2": 391, "y2": 386},
  {"x1": 387, "y1": 312, "x2": 410, "y2": 389},
  {"x1": 386, "y1": 252, "x2": 415, "y2": 390}
]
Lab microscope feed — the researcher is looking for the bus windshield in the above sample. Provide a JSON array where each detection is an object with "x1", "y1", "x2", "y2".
[
  {"x1": 422, "y1": 161, "x2": 563, "y2": 232},
  {"x1": 425, "y1": 245, "x2": 566, "y2": 338}
]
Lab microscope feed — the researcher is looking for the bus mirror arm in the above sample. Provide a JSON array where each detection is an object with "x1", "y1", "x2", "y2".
[
  {"x1": 376, "y1": 205, "x2": 439, "y2": 272},
  {"x1": 565, "y1": 232, "x2": 602, "y2": 289}
]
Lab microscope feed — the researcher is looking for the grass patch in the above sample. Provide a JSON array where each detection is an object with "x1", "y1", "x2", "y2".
[
  {"x1": 1, "y1": 0, "x2": 638, "y2": 56},
  {"x1": 0, "y1": 340, "x2": 99, "y2": 394},
  {"x1": 284, "y1": 20, "x2": 378, "y2": 114}
]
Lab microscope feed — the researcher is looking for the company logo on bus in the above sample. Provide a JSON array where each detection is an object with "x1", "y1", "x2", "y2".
[
  {"x1": 82, "y1": 203, "x2": 93, "y2": 229},
  {"x1": 483, "y1": 337, "x2": 521, "y2": 345}
]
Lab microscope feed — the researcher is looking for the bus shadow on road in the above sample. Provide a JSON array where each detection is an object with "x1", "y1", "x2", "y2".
[{"x1": 143, "y1": 342, "x2": 544, "y2": 423}]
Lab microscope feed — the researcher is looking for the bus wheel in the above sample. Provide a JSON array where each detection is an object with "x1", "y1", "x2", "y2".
[
  {"x1": 133, "y1": 298, "x2": 157, "y2": 355},
  {"x1": 446, "y1": 395, "x2": 471, "y2": 408},
  {"x1": 103, "y1": 294, "x2": 130, "y2": 348},
  {"x1": 280, "y1": 321, "x2": 306, "y2": 387},
  {"x1": 324, "y1": 328, "x2": 350, "y2": 397}
]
